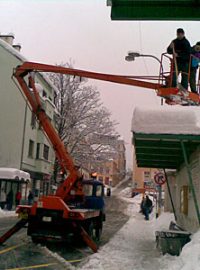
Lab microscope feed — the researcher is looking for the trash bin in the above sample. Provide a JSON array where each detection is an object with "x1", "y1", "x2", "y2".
[{"x1": 155, "y1": 230, "x2": 191, "y2": 256}]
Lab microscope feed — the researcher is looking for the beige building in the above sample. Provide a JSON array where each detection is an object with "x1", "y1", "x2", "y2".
[
  {"x1": 96, "y1": 139, "x2": 126, "y2": 186},
  {"x1": 133, "y1": 149, "x2": 158, "y2": 189}
]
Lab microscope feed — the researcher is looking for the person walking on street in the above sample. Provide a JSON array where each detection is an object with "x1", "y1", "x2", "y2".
[
  {"x1": 189, "y1": 42, "x2": 200, "y2": 93},
  {"x1": 15, "y1": 190, "x2": 22, "y2": 206},
  {"x1": 0, "y1": 189, "x2": 6, "y2": 209},
  {"x1": 6, "y1": 190, "x2": 13, "y2": 210},
  {"x1": 167, "y1": 28, "x2": 191, "y2": 90},
  {"x1": 28, "y1": 190, "x2": 34, "y2": 205},
  {"x1": 143, "y1": 195, "x2": 153, "y2": 221}
]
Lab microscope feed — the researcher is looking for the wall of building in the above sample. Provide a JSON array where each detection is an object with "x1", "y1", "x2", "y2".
[
  {"x1": 133, "y1": 149, "x2": 158, "y2": 189},
  {"x1": 0, "y1": 44, "x2": 25, "y2": 168},
  {"x1": 166, "y1": 148, "x2": 200, "y2": 233},
  {"x1": 0, "y1": 37, "x2": 56, "y2": 195}
]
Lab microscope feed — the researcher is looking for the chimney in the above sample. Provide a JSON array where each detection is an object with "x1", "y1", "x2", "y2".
[
  {"x1": 13, "y1": 44, "x2": 21, "y2": 52},
  {"x1": 0, "y1": 33, "x2": 15, "y2": 45}
]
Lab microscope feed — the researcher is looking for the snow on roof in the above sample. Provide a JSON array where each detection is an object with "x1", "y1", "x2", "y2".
[
  {"x1": 0, "y1": 168, "x2": 30, "y2": 181},
  {"x1": 0, "y1": 36, "x2": 27, "y2": 62},
  {"x1": 0, "y1": 38, "x2": 58, "y2": 94},
  {"x1": 132, "y1": 106, "x2": 200, "y2": 135}
]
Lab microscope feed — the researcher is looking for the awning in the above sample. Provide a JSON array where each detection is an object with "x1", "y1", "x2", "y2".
[
  {"x1": 0, "y1": 168, "x2": 30, "y2": 182},
  {"x1": 133, "y1": 133, "x2": 200, "y2": 169},
  {"x1": 107, "y1": 0, "x2": 200, "y2": 20}
]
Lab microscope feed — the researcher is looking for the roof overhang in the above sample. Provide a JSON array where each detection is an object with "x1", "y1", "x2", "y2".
[
  {"x1": 108, "y1": 0, "x2": 200, "y2": 21},
  {"x1": 133, "y1": 133, "x2": 200, "y2": 169}
]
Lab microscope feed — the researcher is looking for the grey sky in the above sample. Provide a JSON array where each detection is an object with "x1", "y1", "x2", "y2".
[{"x1": 1, "y1": 0, "x2": 200, "y2": 168}]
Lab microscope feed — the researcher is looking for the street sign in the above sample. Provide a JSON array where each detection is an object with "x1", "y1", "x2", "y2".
[{"x1": 154, "y1": 172, "x2": 166, "y2": 185}]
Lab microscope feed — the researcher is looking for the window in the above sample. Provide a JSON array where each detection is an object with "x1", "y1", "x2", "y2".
[
  {"x1": 28, "y1": 140, "x2": 34, "y2": 158},
  {"x1": 83, "y1": 184, "x2": 93, "y2": 196},
  {"x1": 106, "y1": 167, "x2": 110, "y2": 174},
  {"x1": 43, "y1": 144, "x2": 49, "y2": 160},
  {"x1": 96, "y1": 185, "x2": 102, "y2": 197},
  {"x1": 144, "y1": 171, "x2": 150, "y2": 181},
  {"x1": 42, "y1": 90, "x2": 47, "y2": 97},
  {"x1": 36, "y1": 143, "x2": 40, "y2": 159}
]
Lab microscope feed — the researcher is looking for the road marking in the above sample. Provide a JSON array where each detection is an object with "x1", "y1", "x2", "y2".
[
  {"x1": 5, "y1": 259, "x2": 82, "y2": 270},
  {"x1": 6, "y1": 262, "x2": 57, "y2": 270},
  {"x1": 68, "y1": 259, "x2": 82, "y2": 263},
  {"x1": 0, "y1": 244, "x2": 24, "y2": 255}
]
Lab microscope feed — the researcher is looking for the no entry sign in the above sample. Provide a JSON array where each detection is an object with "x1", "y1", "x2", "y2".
[{"x1": 154, "y1": 172, "x2": 166, "y2": 185}]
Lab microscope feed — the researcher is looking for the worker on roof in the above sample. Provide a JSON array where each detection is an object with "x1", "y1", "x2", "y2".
[
  {"x1": 189, "y1": 42, "x2": 200, "y2": 94},
  {"x1": 167, "y1": 28, "x2": 191, "y2": 90}
]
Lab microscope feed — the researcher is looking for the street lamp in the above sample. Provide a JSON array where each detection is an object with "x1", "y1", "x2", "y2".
[
  {"x1": 125, "y1": 51, "x2": 163, "y2": 74},
  {"x1": 125, "y1": 51, "x2": 164, "y2": 105}
]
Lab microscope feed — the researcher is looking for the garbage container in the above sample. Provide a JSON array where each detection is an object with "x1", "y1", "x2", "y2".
[{"x1": 155, "y1": 230, "x2": 191, "y2": 256}]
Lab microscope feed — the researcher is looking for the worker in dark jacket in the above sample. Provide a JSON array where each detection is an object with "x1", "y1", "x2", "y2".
[
  {"x1": 143, "y1": 195, "x2": 153, "y2": 221},
  {"x1": 167, "y1": 28, "x2": 191, "y2": 90}
]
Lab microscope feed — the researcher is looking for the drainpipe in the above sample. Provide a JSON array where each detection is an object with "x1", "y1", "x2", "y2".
[
  {"x1": 20, "y1": 101, "x2": 28, "y2": 170},
  {"x1": 163, "y1": 168, "x2": 177, "y2": 221},
  {"x1": 180, "y1": 140, "x2": 200, "y2": 225}
]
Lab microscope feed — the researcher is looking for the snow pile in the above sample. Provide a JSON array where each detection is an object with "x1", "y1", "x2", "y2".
[
  {"x1": 153, "y1": 212, "x2": 175, "y2": 231},
  {"x1": 132, "y1": 106, "x2": 200, "y2": 135},
  {"x1": 161, "y1": 229, "x2": 200, "y2": 270},
  {"x1": 0, "y1": 208, "x2": 17, "y2": 218},
  {"x1": 118, "y1": 189, "x2": 143, "y2": 215},
  {"x1": 119, "y1": 187, "x2": 132, "y2": 198},
  {"x1": 41, "y1": 246, "x2": 76, "y2": 270}
]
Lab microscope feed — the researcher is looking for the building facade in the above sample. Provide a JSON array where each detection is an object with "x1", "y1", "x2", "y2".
[
  {"x1": 166, "y1": 148, "x2": 200, "y2": 233},
  {"x1": 96, "y1": 139, "x2": 126, "y2": 186},
  {"x1": 0, "y1": 34, "x2": 57, "y2": 195},
  {"x1": 132, "y1": 149, "x2": 158, "y2": 189}
]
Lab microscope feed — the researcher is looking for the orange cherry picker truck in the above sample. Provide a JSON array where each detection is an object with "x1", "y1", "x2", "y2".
[{"x1": 0, "y1": 52, "x2": 199, "y2": 252}]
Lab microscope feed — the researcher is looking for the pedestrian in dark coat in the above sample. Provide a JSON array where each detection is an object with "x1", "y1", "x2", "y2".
[
  {"x1": 28, "y1": 190, "x2": 34, "y2": 205},
  {"x1": 6, "y1": 190, "x2": 13, "y2": 210},
  {"x1": 15, "y1": 191, "x2": 22, "y2": 206},
  {"x1": 167, "y1": 28, "x2": 191, "y2": 90},
  {"x1": 143, "y1": 195, "x2": 153, "y2": 221}
]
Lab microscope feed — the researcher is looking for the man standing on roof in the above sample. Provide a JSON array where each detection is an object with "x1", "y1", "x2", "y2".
[{"x1": 167, "y1": 28, "x2": 191, "y2": 90}]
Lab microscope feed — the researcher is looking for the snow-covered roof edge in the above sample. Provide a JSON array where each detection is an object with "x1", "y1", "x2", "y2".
[
  {"x1": 0, "y1": 38, "x2": 58, "y2": 94},
  {"x1": 131, "y1": 106, "x2": 200, "y2": 135}
]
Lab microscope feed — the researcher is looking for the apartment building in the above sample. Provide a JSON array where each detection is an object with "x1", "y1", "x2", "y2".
[{"x1": 0, "y1": 34, "x2": 57, "y2": 195}]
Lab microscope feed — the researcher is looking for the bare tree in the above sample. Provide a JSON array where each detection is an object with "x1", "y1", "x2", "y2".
[{"x1": 48, "y1": 63, "x2": 118, "y2": 179}]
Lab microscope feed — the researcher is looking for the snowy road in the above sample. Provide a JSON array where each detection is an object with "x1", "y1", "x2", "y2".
[{"x1": 0, "y1": 179, "x2": 131, "y2": 269}]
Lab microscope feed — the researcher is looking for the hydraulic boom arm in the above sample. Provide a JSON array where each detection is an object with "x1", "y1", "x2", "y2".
[{"x1": 14, "y1": 61, "x2": 164, "y2": 200}]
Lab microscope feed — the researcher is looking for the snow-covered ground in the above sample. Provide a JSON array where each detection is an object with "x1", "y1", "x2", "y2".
[
  {"x1": 77, "y1": 187, "x2": 200, "y2": 270},
  {"x1": 0, "y1": 208, "x2": 17, "y2": 218}
]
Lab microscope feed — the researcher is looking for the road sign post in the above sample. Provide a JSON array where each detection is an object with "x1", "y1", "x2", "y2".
[{"x1": 154, "y1": 172, "x2": 165, "y2": 217}]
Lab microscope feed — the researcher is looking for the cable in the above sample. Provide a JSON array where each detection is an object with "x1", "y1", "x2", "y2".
[{"x1": 138, "y1": 22, "x2": 149, "y2": 75}]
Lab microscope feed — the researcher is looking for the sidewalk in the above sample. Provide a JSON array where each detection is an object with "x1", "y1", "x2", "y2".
[{"x1": 77, "y1": 193, "x2": 170, "y2": 270}]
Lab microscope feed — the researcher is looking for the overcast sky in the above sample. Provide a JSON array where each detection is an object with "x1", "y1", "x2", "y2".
[{"x1": 1, "y1": 0, "x2": 200, "y2": 168}]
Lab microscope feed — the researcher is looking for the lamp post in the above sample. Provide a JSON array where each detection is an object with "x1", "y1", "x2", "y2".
[
  {"x1": 125, "y1": 51, "x2": 164, "y2": 105},
  {"x1": 125, "y1": 51, "x2": 163, "y2": 74}
]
